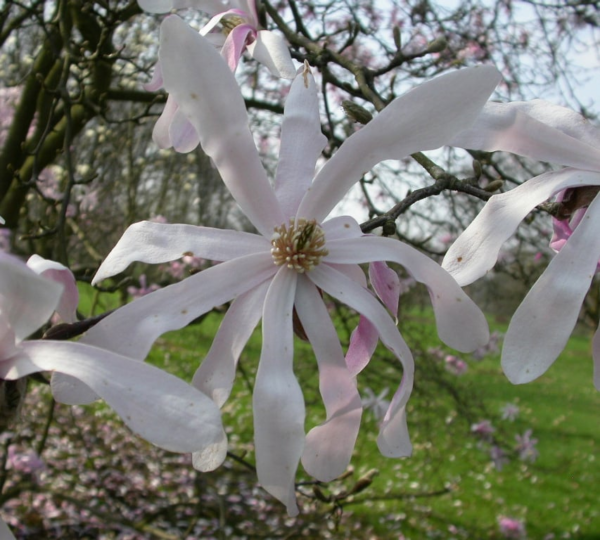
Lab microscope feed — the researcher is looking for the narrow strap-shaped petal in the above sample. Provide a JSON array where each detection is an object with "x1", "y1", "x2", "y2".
[
  {"x1": 0, "y1": 252, "x2": 62, "y2": 342},
  {"x1": 53, "y1": 253, "x2": 276, "y2": 405},
  {"x1": 295, "y1": 276, "x2": 362, "y2": 482},
  {"x1": 152, "y1": 95, "x2": 180, "y2": 149},
  {"x1": 247, "y1": 30, "x2": 297, "y2": 79},
  {"x1": 93, "y1": 221, "x2": 270, "y2": 283},
  {"x1": 274, "y1": 64, "x2": 327, "y2": 216},
  {"x1": 345, "y1": 315, "x2": 378, "y2": 376},
  {"x1": 450, "y1": 101, "x2": 600, "y2": 172},
  {"x1": 2, "y1": 341, "x2": 226, "y2": 454},
  {"x1": 443, "y1": 169, "x2": 600, "y2": 286},
  {"x1": 160, "y1": 15, "x2": 283, "y2": 236},
  {"x1": 27, "y1": 255, "x2": 79, "y2": 324},
  {"x1": 592, "y1": 324, "x2": 600, "y2": 391},
  {"x1": 192, "y1": 279, "x2": 269, "y2": 407},
  {"x1": 220, "y1": 24, "x2": 255, "y2": 72},
  {"x1": 502, "y1": 193, "x2": 600, "y2": 384},
  {"x1": 369, "y1": 261, "x2": 400, "y2": 319},
  {"x1": 297, "y1": 65, "x2": 501, "y2": 221},
  {"x1": 253, "y1": 268, "x2": 304, "y2": 516},
  {"x1": 326, "y1": 236, "x2": 489, "y2": 352},
  {"x1": 309, "y1": 264, "x2": 414, "y2": 458}
]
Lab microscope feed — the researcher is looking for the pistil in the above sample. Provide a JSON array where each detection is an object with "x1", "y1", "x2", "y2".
[{"x1": 271, "y1": 219, "x2": 328, "y2": 273}]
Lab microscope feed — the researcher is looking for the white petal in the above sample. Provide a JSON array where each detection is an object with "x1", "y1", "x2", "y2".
[
  {"x1": 192, "y1": 279, "x2": 269, "y2": 407},
  {"x1": 451, "y1": 101, "x2": 600, "y2": 172},
  {"x1": 298, "y1": 65, "x2": 501, "y2": 221},
  {"x1": 326, "y1": 236, "x2": 489, "y2": 352},
  {"x1": 295, "y1": 276, "x2": 362, "y2": 482},
  {"x1": 253, "y1": 268, "x2": 304, "y2": 516},
  {"x1": 443, "y1": 169, "x2": 600, "y2": 286},
  {"x1": 345, "y1": 315, "x2": 379, "y2": 376},
  {"x1": 369, "y1": 261, "x2": 400, "y2": 319},
  {"x1": 160, "y1": 16, "x2": 283, "y2": 236},
  {"x1": 53, "y1": 253, "x2": 276, "y2": 405},
  {"x1": 93, "y1": 221, "x2": 269, "y2": 284},
  {"x1": 2, "y1": 341, "x2": 226, "y2": 453},
  {"x1": 502, "y1": 193, "x2": 600, "y2": 384},
  {"x1": 310, "y1": 264, "x2": 414, "y2": 458},
  {"x1": 322, "y1": 215, "x2": 363, "y2": 241},
  {"x1": 274, "y1": 65, "x2": 327, "y2": 216},
  {"x1": 27, "y1": 255, "x2": 79, "y2": 323},
  {"x1": 247, "y1": 30, "x2": 296, "y2": 79},
  {"x1": 170, "y1": 107, "x2": 201, "y2": 153},
  {"x1": 0, "y1": 252, "x2": 62, "y2": 342}
]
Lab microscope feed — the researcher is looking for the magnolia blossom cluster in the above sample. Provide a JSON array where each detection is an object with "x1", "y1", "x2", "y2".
[{"x1": 1, "y1": 0, "x2": 599, "y2": 528}]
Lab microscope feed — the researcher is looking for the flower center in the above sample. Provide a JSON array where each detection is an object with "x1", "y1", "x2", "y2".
[
  {"x1": 271, "y1": 219, "x2": 328, "y2": 273},
  {"x1": 221, "y1": 14, "x2": 247, "y2": 36}
]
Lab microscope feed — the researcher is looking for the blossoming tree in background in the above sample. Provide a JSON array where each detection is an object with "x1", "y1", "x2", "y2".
[{"x1": 0, "y1": 0, "x2": 598, "y2": 537}]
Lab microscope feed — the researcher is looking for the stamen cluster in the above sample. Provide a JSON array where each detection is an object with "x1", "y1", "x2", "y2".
[
  {"x1": 271, "y1": 218, "x2": 328, "y2": 273},
  {"x1": 221, "y1": 15, "x2": 246, "y2": 35}
]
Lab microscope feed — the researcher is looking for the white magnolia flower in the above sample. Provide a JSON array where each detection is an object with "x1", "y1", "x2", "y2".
[
  {"x1": 56, "y1": 16, "x2": 497, "y2": 514},
  {"x1": 0, "y1": 252, "x2": 225, "y2": 454},
  {"x1": 444, "y1": 99, "x2": 600, "y2": 389}
]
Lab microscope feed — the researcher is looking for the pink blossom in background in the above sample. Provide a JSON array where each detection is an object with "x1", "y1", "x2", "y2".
[
  {"x1": 515, "y1": 429, "x2": 538, "y2": 462},
  {"x1": 127, "y1": 274, "x2": 161, "y2": 299},
  {"x1": 446, "y1": 99, "x2": 600, "y2": 390},
  {"x1": 444, "y1": 354, "x2": 468, "y2": 375},
  {"x1": 7, "y1": 446, "x2": 45, "y2": 475},
  {"x1": 490, "y1": 445, "x2": 509, "y2": 471},
  {"x1": 498, "y1": 516, "x2": 526, "y2": 539},
  {"x1": 501, "y1": 402, "x2": 520, "y2": 421},
  {"x1": 471, "y1": 330, "x2": 503, "y2": 360},
  {"x1": 361, "y1": 387, "x2": 390, "y2": 422},
  {"x1": 72, "y1": 16, "x2": 498, "y2": 514},
  {"x1": 471, "y1": 420, "x2": 495, "y2": 438}
]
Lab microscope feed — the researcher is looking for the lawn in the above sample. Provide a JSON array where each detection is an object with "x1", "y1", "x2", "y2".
[{"x1": 2, "y1": 286, "x2": 598, "y2": 539}]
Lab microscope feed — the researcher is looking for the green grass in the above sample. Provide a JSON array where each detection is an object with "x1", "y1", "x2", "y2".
[{"x1": 81, "y1": 287, "x2": 600, "y2": 539}]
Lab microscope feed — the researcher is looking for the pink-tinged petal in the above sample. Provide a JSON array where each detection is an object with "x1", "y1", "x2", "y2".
[
  {"x1": 169, "y1": 108, "x2": 201, "y2": 152},
  {"x1": 152, "y1": 95, "x2": 179, "y2": 149},
  {"x1": 160, "y1": 16, "x2": 283, "y2": 236},
  {"x1": 247, "y1": 30, "x2": 296, "y2": 79},
  {"x1": 295, "y1": 276, "x2": 362, "y2": 481},
  {"x1": 2, "y1": 341, "x2": 226, "y2": 453},
  {"x1": 230, "y1": 0, "x2": 257, "y2": 22},
  {"x1": 309, "y1": 264, "x2": 414, "y2": 457},
  {"x1": 93, "y1": 221, "x2": 269, "y2": 284},
  {"x1": 220, "y1": 24, "x2": 255, "y2": 72},
  {"x1": 27, "y1": 255, "x2": 79, "y2": 324},
  {"x1": 253, "y1": 268, "x2": 303, "y2": 516},
  {"x1": 192, "y1": 279, "x2": 269, "y2": 407},
  {"x1": 502, "y1": 193, "x2": 600, "y2": 384},
  {"x1": 0, "y1": 314, "x2": 17, "y2": 358},
  {"x1": 326, "y1": 236, "x2": 489, "y2": 352},
  {"x1": 451, "y1": 101, "x2": 600, "y2": 172},
  {"x1": 322, "y1": 215, "x2": 363, "y2": 241},
  {"x1": 0, "y1": 252, "x2": 62, "y2": 342},
  {"x1": 144, "y1": 61, "x2": 163, "y2": 92},
  {"x1": 275, "y1": 65, "x2": 327, "y2": 216},
  {"x1": 298, "y1": 65, "x2": 501, "y2": 221},
  {"x1": 53, "y1": 253, "x2": 276, "y2": 405},
  {"x1": 369, "y1": 261, "x2": 400, "y2": 319},
  {"x1": 443, "y1": 169, "x2": 600, "y2": 286},
  {"x1": 345, "y1": 315, "x2": 378, "y2": 376},
  {"x1": 592, "y1": 324, "x2": 600, "y2": 391},
  {"x1": 0, "y1": 517, "x2": 15, "y2": 540}
]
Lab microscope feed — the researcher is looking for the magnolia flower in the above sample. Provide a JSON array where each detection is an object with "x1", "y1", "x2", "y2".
[
  {"x1": 515, "y1": 429, "x2": 538, "y2": 462},
  {"x1": 141, "y1": 0, "x2": 295, "y2": 151},
  {"x1": 0, "y1": 252, "x2": 225, "y2": 454},
  {"x1": 444, "y1": 100, "x2": 600, "y2": 390},
  {"x1": 498, "y1": 516, "x2": 526, "y2": 539},
  {"x1": 57, "y1": 16, "x2": 497, "y2": 514}
]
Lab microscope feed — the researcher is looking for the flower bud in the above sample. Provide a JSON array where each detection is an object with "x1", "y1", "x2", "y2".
[{"x1": 342, "y1": 100, "x2": 373, "y2": 125}]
